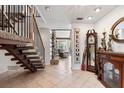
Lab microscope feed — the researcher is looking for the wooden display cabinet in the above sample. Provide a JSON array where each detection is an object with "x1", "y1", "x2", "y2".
[{"x1": 97, "y1": 51, "x2": 124, "y2": 88}]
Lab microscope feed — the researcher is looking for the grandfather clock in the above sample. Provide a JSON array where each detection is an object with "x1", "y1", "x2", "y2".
[{"x1": 86, "y1": 29, "x2": 97, "y2": 73}]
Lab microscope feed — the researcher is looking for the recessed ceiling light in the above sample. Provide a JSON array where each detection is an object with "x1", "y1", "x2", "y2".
[
  {"x1": 95, "y1": 7, "x2": 101, "y2": 12},
  {"x1": 87, "y1": 16, "x2": 93, "y2": 20},
  {"x1": 45, "y1": 6, "x2": 50, "y2": 12}
]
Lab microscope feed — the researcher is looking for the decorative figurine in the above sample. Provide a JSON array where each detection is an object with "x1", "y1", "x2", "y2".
[
  {"x1": 115, "y1": 29, "x2": 119, "y2": 39},
  {"x1": 115, "y1": 33, "x2": 119, "y2": 39},
  {"x1": 107, "y1": 34, "x2": 113, "y2": 51},
  {"x1": 101, "y1": 32, "x2": 107, "y2": 50}
]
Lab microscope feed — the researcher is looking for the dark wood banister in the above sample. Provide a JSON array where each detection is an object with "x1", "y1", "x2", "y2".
[
  {"x1": 3, "y1": 6, "x2": 33, "y2": 37},
  {"x1": 0, "y1": 5, "x2": 34, "y2": 44},
  {"x1": 1, "y1": 5, "x2": 18, "y2": 35}
]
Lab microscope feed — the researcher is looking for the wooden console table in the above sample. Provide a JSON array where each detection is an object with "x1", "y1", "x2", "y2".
[{"x1": 97, "y1": 51, "x2": 124, "y2": 88}]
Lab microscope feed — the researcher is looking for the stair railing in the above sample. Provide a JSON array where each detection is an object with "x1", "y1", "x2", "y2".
[
  {"x1": 0, "y1": 5, "x2": 33, "y2": 41},
  {"x1": 0, "y1": 5, "x2": 45, "y2": 62},
  {"x1": 32, "y1": 7, "x2": 45, "y2": 65}
]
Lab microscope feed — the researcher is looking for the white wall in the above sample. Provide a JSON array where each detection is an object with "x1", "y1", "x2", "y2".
[
  {"x1": 39, "y1": 28, "x2": 51, "y2": 65},
  {"x1": 71, "y1": 23, "x2": 94, "y2": 69},
  {"x1": 0, "y1": 50, "x2": 20, "y2": 74},
  {"x1": 70, "y1": 6, "x2": 124, "y2": 70},
  {"x1": 0, "y1": 50, "x2": 10, "y2": 73},
  {"x1": 95, "y1": 6, "x2": 124, "y2": 52}
]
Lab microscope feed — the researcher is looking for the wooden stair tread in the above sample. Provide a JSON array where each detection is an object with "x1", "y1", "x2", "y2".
[
  {"x1": 22, "y1": 49, "x2": 37, "y2": 53},
  {"x1": 30, "y1": 60, "x2": 41, "y2": 63},
  {"x1": 16, "y1": 62, "x2": 22, "y2": 64},
  {"x1": 26, "y1": 54, "x2": 40, "y2": 57},
  {"x1": 24, "y1": 67, "x2": 28, "y2": 69},
  {"x1": 5, "y1": 53, "x2": 13, "y2": 56},
  {"x1": 29, "y1": 58, "x2": 41, "y2": 61},
  {"x1": 17, "y1": 46, "x2": 34, "y2": 50},
  {"x1": 23, "y1": 52, "x2": 37, "y2": 55},
  {"x1": 33, "y1": 64, "x2": 43, "y2": 66},
  {"x1": 11, "y1": 58, "x2": 18, "y2": 61},
  {"x1": 20, "y1": 65, "x2": 25, "y2": 67},
  {"x1": 36, "y1": 67, "x2": 45, "y2": 69},
  {"x1": 32, "y1": 63, "x2": 44, "y2": 66},
  {"x1": 26, "y1": 56, "x2": 40, "y2": 59}
]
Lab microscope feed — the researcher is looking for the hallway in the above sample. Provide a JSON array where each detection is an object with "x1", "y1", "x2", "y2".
[{"x1": 0, "y1": 56, "x2": 104, "y2": 88}]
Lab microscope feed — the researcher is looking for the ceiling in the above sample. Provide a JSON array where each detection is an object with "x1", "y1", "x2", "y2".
[{"x1": 36, "y1": 5, "x2": 118, "y2": 26}]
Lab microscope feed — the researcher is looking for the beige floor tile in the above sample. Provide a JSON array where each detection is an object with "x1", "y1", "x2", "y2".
[{"x1": 0, "y1": 56, "x2": 104, "y2": 88}]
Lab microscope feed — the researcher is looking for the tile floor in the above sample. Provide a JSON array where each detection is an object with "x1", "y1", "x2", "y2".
[{"x1": 0, "y1": 56, "x2": 104, "y2": 88}]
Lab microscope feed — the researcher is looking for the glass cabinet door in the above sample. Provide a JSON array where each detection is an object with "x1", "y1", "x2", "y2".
[
  {"x1": 88, "y1": 45, "x2": 95, "y2": 67},
  {"x1": 103, "y1": 62, "x2": 120, "y2": 87}
]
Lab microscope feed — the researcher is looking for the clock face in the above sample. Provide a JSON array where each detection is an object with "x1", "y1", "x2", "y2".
[{"x1": 88, "y1": 35, "x2": 95, "y2": 44}]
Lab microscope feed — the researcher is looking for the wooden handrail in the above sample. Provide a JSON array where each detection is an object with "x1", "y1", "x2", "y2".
[
  {"x1": 32, "y1": 14, "x2": 45, "y2": 50},
  {"x1": 32, "y1": 13, "x2": 45, "y2": 62}
]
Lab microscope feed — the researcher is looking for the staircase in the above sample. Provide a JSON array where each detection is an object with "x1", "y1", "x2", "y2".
[{"x1": 0, "y1": 5, "x2": 45, "y2": 72}]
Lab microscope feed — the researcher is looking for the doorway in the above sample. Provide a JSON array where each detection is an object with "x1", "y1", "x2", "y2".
[{"x1": 51, "y1": 29, "x2": 72, "y2": 69}]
